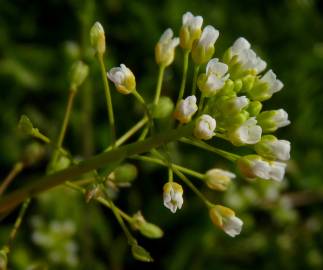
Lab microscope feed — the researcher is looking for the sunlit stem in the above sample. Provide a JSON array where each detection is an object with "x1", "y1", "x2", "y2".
[
  {"x1": 98, "y1": 53, "x2": 116, "y2": 147},
  {"x1": 0, "y1": 162, "x2": 24, "y2": 196},
  {"x1": 8, "y1": 198, "x2": 31, "y2": 247},
  {"x1": 51, "y1": 89, "x2": 76, "y2": 165},
  {"x1": 191, "y1": 64, "x2": 200, "y2": 95},
  {"x1": 153, "y1": 65, "x2": 165, "y2": 105},
  {"x1": 173, "y1": 167, "x2": 213, "y2": 208},
  {"x1": 177, "y1": 49, "x2": 190, "y2": 103},
  {"x1": 180, "y1": 138, "x2": 240, "y2": 162}
]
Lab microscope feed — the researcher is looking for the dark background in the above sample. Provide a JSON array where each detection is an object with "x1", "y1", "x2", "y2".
[{"x1": 1, "y1": 0, "x2": 323, "y2": 269}]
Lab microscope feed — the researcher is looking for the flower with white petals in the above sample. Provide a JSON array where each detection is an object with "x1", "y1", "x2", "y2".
[
  {"x1": 205, "y1": 169, "x2": 236, "y2": 191},
  {"x1": 209, "y1": 205, "x2": 243, "y2": 237},
  {"x1": 238, "y1": 155, "x2": 287, "y2": 182},
  {"x1": 255, "y1": 135, "x2": 291, "y2": 161},
  {"x1": 192, "y1": 26, "x2": 219, "y2": 64},
  {"x1": 194, "y1": 114, "x2": 216, "y2": 140},
  {"x1": 174, "y1": 95, "x2": 198, "y2": 124},
  {"x1": 257, "y1": 109, "x2": 291, "y2": 133},
  {"x1": 155, "y1": 28, "x2": 180, "y2": 67},
  {"x1": 229, "y1": 117, "x2": 262, "y2": 145},
  {"x1": 217, "y1": 95, "x2": 249, "y2": 115},
  {"x1": 107, "y1": 64, "x2": 136, "y2": 94},
  {"x1": 163, "y1": 182, "x2": 184, "y2": 213},
  {"x1": 180, "y1": 12, "x2": 203, "y2": 50},
  {"x1": 260, "y1": 70, "x2": 284, "y2": 94},
  {"x1": 198, "y1": 58, "x2": 229, "y2": 97},
  {"x1": 230, "y1": 37, "x2": 266, "y2": 74}
]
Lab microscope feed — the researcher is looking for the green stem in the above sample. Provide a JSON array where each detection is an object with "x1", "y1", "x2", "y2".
[
  {"x1": 168, "y1": 168, "x2": 173, "y2": 182},
  {"x1": 153, "y1": 65, "x2": 165, "y2": 105},
  {"x1": 131, "y1": 155, "x2": 204, "y2": 180},
  {"x1": 0, "y1": 123, "x2": 194, "y2": 213},
  {"x1": 0, "y1": 162, "x2": 24, "y2": 196},
  {"x1": 133, "y1": 90, "x2": 154, "y2": 132},
  {"x1": 177, "y1": 50, "x2": 190, "y2": 103},
  {"x1": 32, "y1": 129, "x2": 51, "y2": 144},
  {"x1": 198, "y1": 93, "x2": 205, "y2": 113},
  {"x1": 180, "y1": 138, "x2": 240, "y2": 162},
  {"x1": 98, "y1": 53, "x2": 116, "y2": 147},
  {"x1": 191, "y1": 64, "x2": 200, "y2": 96},
  {"x1": 8, "y1": 198, "x2": 31, "y2": 246},
  {"x1": 52, "y1": 89, "x2": 76, "y2": 165},
  {"x1": 173, "y1": 168, "x2": 212, "y2": 208}
]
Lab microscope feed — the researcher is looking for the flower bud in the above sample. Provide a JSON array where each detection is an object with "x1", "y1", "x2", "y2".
[
  {"x1": 247, "y1": 70, "x2": 283, "y2": 101},
  {"x1": 247, "y1": 101, "x2": 262, "y2": 116},
  {"x1": 242, "y1": 74, "x2": 256, "y2": 91},
  {"x1": 180, "y1": 12, "x2": 203, "y2": 50},
  {"x1": 69, "y1": 61, "x2": 89, "y2": 90},
  {"x1": 174, "y1": 95, "x2": 198, "y2": 124},
  {"x1": 237, "y1": 154, "x2": 286, "y2": 182},
  {"x1": 209, "y1": 205, "x2": 243, "y2": 237},
  {"x1": 18, "y1": 114, "x2": 34, "y2": 136},
  {"x1": 85, "y1": 184, "x2": 102, "y2": 202},
  {"x1": 107, "y1": 64, "x2": 136, "y2": 94},
  {"x1": 197, "y1": 58, "x2": 229, "y2": 97},
  {"x1": 217, "y1": 95, "x2": 249, "y2": 115},
  {"x1": 131, "y1": 244, "x2": 154, "y2": 262},
  {"x1": 22, "y1": 142, "x2": 46, "y2": 166},
  {"x1": 194, "y1": 114, "x2": 216, "y2": 140},
  {"x1": 257, "y1": 109, "x2": 290, "y2": 133},
  {"x1": 0, "y1": 247, "x2": 8, "y2": 270},
  {"x1": 255, "y1": 135, "x2": 291, "y2": 161},
  {"x1": 228, "y1": 117, "x2": 262, "y2": 145},
  {"x1": 132, "y1": 212, "x2": 164, "y2": 239},
  {"x1": 204, "y1": 168, "x2": 236, "y2": 191},
  {"x1": 110, "y1": 163, "x2": 138, "y2": 183},
  {"x1": 152, "y1": 96, "x2": 174, "y2": 119},
  {"x1": 155, "y1": 28, "x2": 179, "y2": 67},
  {"x1": 192, "y1": 26, "x2": 219, "y2": 64},
  {"x1": 163, "y1": 182, "x2": 184, "y2": 213},
  {"x1": 90, "y1": 22, "x2": 106, "y2": 54}
]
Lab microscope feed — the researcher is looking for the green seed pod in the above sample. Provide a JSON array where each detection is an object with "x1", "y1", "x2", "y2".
[
  {"x1": 152, "y1": 96, "x2": 174, "y2": 119},
  {"x1": 22, "y1": 142, "x2": 46, "y2": 166},
  {"x1": 111, "y1": 163, "x2": 137, "y2": 183},
  {"x1": 131, "y1": 244, "x2": 153, "y2": 262}
]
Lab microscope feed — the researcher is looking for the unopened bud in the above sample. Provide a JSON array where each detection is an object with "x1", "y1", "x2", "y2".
[
  {"x1": 194, "y1": 114, "x2": 216, "y2": 140},
  {"x1": 70, "y1": 61, "x2": 89, "y2": 90},
  {"x1": 110, "y1": 163, "x2": 138, "y2": 183},
  {"x1": 257, "y1": 109, "x2": 290, "y2": 133},
  {"x1": 180, "y1": 12, "x2": 203, "y2": 50},
  {"x1": 247, "y1": 101, "x2": 262, "y2": 116},
  {"x1": 90, "y1": 22, "x2": 106, "y2": 54},
  {"x1": 152, "y1": 96, "x2": 174, "y2": 119},
  {"x1": 204, "y1": 168, "x2": 236, "y2": 191},
  {"x1": 132, "y1": 212, "x2": 164, "y2": 239},
  {"x1": 131, "y1": 244, "x2": 154, "y2": 262},
  {"x1": 18, "y1": 115, "x2": 34, "y2": 136},
  {"x1": 155, "y1": 28, "x2": 179, "y2": 67},
  {"x1": 22, "y1": 142, "x2": 46, "y2": 166}
]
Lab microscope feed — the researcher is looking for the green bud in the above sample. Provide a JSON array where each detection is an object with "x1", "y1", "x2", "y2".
[
  {"x1": 111, "y1": 163, "x2": 137, "y2": 183},
  {"x1": 222, "y1": 48, "x2": 232, "y2": 65},
  {"x1": 233, "y1": 79, "x2": 243, "y2": 93},
  {"x1": 18, "y1": 115, "x2": 34, "y2": 136},
  {"x1": 22, "y1": 142, "x2": 46, "y2": 166},
  {"x1": 247, "y1": 101, "x2": 262, "y2": 116},
  {"x1": 220, "y1": 79, "x2": 235, "y2": 96},
  {"x1": 0, "y1": 247, "x2": 9, "y2": 270},
  {"x1": 70, "y1": 61, "x2": 89, "y2": 90},
  {"x1": 192, "y1": 42, "x2": 214, "y2": 65},
  {"x1": 90, "y1": 22, "x2": 106, "y2": 54},
  {"x1": 257, "y1": 109, "x2": 290, "y2": 133},
  {"x1": 132, "y1": 212, "x2": 163, "y2": 239},
  {"x1": 152, "y1": 96, "x2": 174, "y2": 119},
  {"x1": 242, "y1": 75, "x2": 256, "y2": 92},
  {"x1": 131, "y1": 244, "x2": 154, "y2": 262},
  {"x1": 247, "y1": 80, "x2": 270, "y2": 101},
  {"x1": 50, "y1": 155, "x2": 71, "y2": 173},
  {"x1": 225, "y1": 110, "x2": 249, "y2": 129}
]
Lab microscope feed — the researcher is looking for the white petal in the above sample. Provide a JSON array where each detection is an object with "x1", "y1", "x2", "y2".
[
  {"x1": 269, "y1": 162, "x2": 286, "y2": 182},
  {"x1": 199, "y1": 25, "x2": 219, "y2": 47},
  {"x1": 160, "y1": 28, "x2": 173, "y2": 43},
  {"x1": 232, "y1": 37, "x2": 250, "y2": 54},
  {"x1": 206, "y1": 58, "x2": 228, "y2": 76},
  {"x1": 223, "y1": 216, "x2": 243, "y2": 237}
]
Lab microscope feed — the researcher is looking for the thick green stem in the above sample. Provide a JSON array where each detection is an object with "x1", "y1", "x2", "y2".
[
  {"x1": 98, "y1": 53, "x2": 116, "y2": 147},
  {"x1": 0, "y1": 123, "x2": 193, "y2": 214},
  {"x1": 191, "y1": 64, "x2": 200, "y2": 96},
  {"x1": 177, "y1": 50, "x2": 190, "y2": 103},
  {"x1": 52, "y1": 89, "x2": 76, "y2": 165},
  {"x1": 0, "y1": 162, "x2": 24, "y2": 196},
  {"x1": 153, "y1": 65, "x2": 165, "y2": 105}
]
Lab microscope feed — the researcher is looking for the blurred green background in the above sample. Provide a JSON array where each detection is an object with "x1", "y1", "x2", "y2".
[{"x1": 1, "y1": 0, "x2": 323, "y2": 269}]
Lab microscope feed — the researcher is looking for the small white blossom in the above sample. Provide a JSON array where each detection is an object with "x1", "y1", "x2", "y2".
[
  {"x1": 230, "y1": 117, "x2": 262, "y2": 145},
  {"x1": 272, "y1": 109, "x2": 290, "y2": 129},
  {"x1": 231, "y1": 37, "x2": 266, "y2": 74},
  {"x1": 194, "y1": 114, "x2": 216, "y2": 140},
  {"x1": 107, "y1": 64, "x2": 136, "y2": 94},
  {"x1": 269, "y1": 161, "x2": 287, "y2": 182},
  {"x1": 180, "y1": 12, "x2": 203, "y2": 49},
  {"x1": 155, "y1": 28, "x2": 180, "y2": 67},
  {"x1": 163, "y1": 182, "x2": 184, "y2": 213},
  {"x1": 174, "y1": 95, "x2": 198, "y2": 124},
  {"x1": 198, "y1": 58, "x2": 229, "y2": 97},
  {"x1": 182, "y1": 12, "x2": 203, "y2": 30},
  {"x1": 205, "y1": 168, "x2": 236, "y2": 191},
  {"x1": 255, "y1": 135, "x2": 291, "y2": 161},
  {"x1": 257, "y1": 109, "x2": 291, "y2": 132},
  {"x1": 259, "y1": 69, "x2": 284, "y2": 94},
  {"x1": 222, "y1": 216, "x2": 244, "y2": 237}
]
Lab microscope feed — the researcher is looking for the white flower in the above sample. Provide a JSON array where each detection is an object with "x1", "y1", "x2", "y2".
[
  {"x1": 192, "y1": 26, "x2": 219, "y2": 64},
  {"x1": 209, "y1": 205, "x2": 243, "y2": 237},
  {"x1": 259, "y1": 69, "x2": 284, "y2": 94},
  {"x1": 198, "y1": 58, "x2": 229, "y2": 97},
  {"x1": 155, "y1": 28, "x2": 180, "y2": 67},
  {"x1": 233, "y1": 96, "x2": 249, "y2": 111},
  {"x1": 272, "y1": 109, "x2": 290, "y2": 128},
  {"x1": 205, "y1": 168, "x2": 236, "y2": 191},
  {"x1": 194, "y1": 114, "x2": 216, "y2": 140},
  {"x1": 238, "y1": 155, "x2": 287, "y2": 182},
  {"x1": 255, "y1": 135, "x2": 291, "y2": 161},
  {"x1": 107, "y1": 64, "x2": 136, "y2": 94},
  {"x1": 163, "y1": 182, "x2": 184, "y2": 213},
  {"x1": 174, "y1": 95, "x2": 198, "y2": 124},
  {"x1": 257, "y1": 109, "x2": 291, "y2": 132},
  {"x1": 230, "y1": 37, "x2": 266, "y2": 74},
  {"x1": 180, "y1": 12, "x2": 203, "y2": 49},
  {"x1": 230, "y1": 117, "x2": 262, "y2": 145}
]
